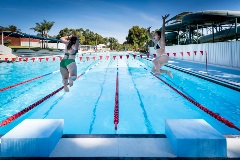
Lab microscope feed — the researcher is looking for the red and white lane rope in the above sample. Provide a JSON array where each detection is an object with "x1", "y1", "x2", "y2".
[
  {"x1": 0, "y1": 70, "x2": 59, "y2": 92},
  {"x1": 139, "y1": 64, "x2": 240, "y2": 131},
  {"x1": 114, "y1": 62, "x2": 119, "y2": 130},
  {"x1": 0, "y1": 61, "x2": 101, "y2": 126}
]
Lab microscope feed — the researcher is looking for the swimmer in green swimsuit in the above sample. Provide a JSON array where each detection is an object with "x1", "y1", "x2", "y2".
[{"x1": 60, "y1": 35, "x2": 79, "y2": 92}]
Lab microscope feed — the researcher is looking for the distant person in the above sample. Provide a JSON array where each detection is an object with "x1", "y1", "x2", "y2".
[
  {"x1": 60, "y1": 35, "x2": 79, "y2": 92},
  {"x1": 147, "y1": 14, "x2": 173, "y2": 78}
]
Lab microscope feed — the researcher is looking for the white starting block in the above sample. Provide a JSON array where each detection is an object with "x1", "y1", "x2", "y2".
[
  {"x1": 165, "y1": 119, "x2": 227, "y2": 157},
  {"x1": 1, "y1": 119, "x2": 63, "y2": 157}
]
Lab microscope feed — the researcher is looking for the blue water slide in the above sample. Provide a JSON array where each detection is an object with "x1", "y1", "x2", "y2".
[
  {"x1": 160, "y1": 10, "x2": 240, "y2": 43},
  {"x1": 199, "y1": 26, "x2": 240, "y2": 43},
  {"x1": 182, "y1": 10, "x2": 240, "y2": 25}
]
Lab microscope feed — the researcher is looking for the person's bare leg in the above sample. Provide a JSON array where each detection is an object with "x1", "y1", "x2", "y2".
[
  {"x1": 60, "y1": 67, "x2": 70, "y2": 92},
  {"x1": 153, "y1": 56, "x2": 173, "y2": 78},
  {"x1": 151, "y1": 61, "x2": 156, "y2": 72},
  {"x1": 153, "y1": 58, "x2": 161, "y2": 75},
  {"x1": 159, "y1": 69, "x2": 173, "y2": 78},
  {"x1": 158, "y1": 56, "x2": 173, "y2": 78},
  {"x1": 154, "y1": 62, "x2": 161, "y2": 75},
  {"x1": 67, "y1": 62, "x2": 77, "y2": 87},
  {"x1": 151, "y1": 66, "x2": 156, "y2": 72}
]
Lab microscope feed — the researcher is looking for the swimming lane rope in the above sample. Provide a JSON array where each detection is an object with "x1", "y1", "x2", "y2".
[
  {"x1": 0, "y1": 60, "x2": 101, "y2": 126},
  {"x1": 0, "y1": 70, "x2": 60, "y2": 92},
  {"x1": 139, "y1": 63, "x2": 240, "y2": 131},
  {"x1": 114, "y1": 61, "x2": 119, "y2": 130}
]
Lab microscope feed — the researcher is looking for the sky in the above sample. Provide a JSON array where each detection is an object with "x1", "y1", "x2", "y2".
[{"x1": 1, "y1": 0, "x2": 240, "y2": 43}]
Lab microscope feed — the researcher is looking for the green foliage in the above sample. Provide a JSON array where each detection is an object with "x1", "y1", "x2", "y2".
[
  {"x1": 56, "y1": 28, "x2": 112, "y2": 47},
  {"x1": 31, "y1": 20, "x2": 55, "y2": 48},
  {"x1": 5, "y1": 39, "x2": 11, "y2": 46},
  {"x1": 122, "y1": 41, "x2": 134, "y2": 51},
  {"x1": 31, "y1": 20, "x2": 55, "y2": 36},
  {"x1": 126, "y1": 26, "x2": 150, "y2": 50},
  {"x1": 108, "y1": 37, "x2": 119, "y2": 50},
  {"x1": 4, "y1": 22, "x2": 162, "y2": 51},
  {"x1": 56, "y1": 26, "x2": 151, "y2": 51},
  {"x1": 3, "y1": 25, "x2": 21, "y2": 32}
]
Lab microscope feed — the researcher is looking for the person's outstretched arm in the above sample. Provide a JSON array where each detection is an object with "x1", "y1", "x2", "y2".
[
  {"x1": 160, "y1": 14, "x2": 169, "y2": 49},
  {"x1": 146, "y1": 26, "x2": 154, "y2": 42},
  {"x1": 60, "y1": 35, "x2": 69, "y2": 44}
]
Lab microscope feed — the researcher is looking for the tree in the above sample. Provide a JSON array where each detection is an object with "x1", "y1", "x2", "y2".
[
  {"x1": 95, "y1": 33, "x2": 99, "y2": 49},
  {"x1": 31, "y1": 20, "x2": 55, "y2": 48},
  {"x1": 58, "y1": 28, "x2": 71, "y2": 37},
  {"x1": 126, "y1": 26, "x2": 149, "y2": 50},
  {"x1": 122, "y1": 41, "x2": 134, "y2": 51},
  {"x1": 31, "y1": 22, "x2": 45, "y2": 48},
  {"x1": 76, "y1": 28, "x2": 85, "y2": 44},
  {"x1": 3, "y1": 25, "x2": 21, "y2": 32},
  {"x1": 7, "y1": 25, "x2": 21, "y2": 32},
  {"x1": 43, "y1": 20, "x2": 55, "y2": 48},
  {"x1": 102, "y1": 37, "x2": 108, "y2": 45},
  {"x1": 108, "y1": 37, "x2": 118, "y2": 50},
  {"x1": 56, "y1": 28, "x2": 113, "y2": 49}
]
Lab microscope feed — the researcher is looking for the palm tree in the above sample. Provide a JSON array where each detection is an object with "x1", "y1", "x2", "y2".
[
  {"x1": 31, "y1": 22, "x2": 45, "y2": 48},
  {"x1": 95, "y1": 33, "x2": 99, "y2": 50},
  {"x1": 43, "y1": 20, "x2": 55, "y2": 48},
  {"x1": 31, "y1": 20, "x2": 54, "y2": 48}
]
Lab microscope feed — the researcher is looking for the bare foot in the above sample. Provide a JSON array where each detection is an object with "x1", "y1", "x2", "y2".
[
  {"x1": 154, "y1": 71, "x2": 161, "y2": 76},
  {"x1": 68, "y1": 77, "x2": 73, "y2": 87},
  {"x1": 167, "y1": 71, "x2": 173, "y2": 78},
  {"x1": 64, "y1": 85, "x2": 69, "y2": 92},
  {"x1": 151, "y1": 66, "x2": 156, "y2": 72}
]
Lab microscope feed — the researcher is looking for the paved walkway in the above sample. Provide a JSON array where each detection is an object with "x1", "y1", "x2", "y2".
[{"x1": 168, "y1": 58, "x2": 240, "y2": 83}]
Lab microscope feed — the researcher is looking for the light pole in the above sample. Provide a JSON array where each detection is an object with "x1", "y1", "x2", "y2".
[
  {"x1": 29, "y1": 29, "x2": 31, "y2": 50},
  {"x1": 0, "y1": 26, "x2": 3, "y2": 45}
]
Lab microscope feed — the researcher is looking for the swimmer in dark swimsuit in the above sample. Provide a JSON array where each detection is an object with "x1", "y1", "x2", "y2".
[
  {"x1": 60, "y1": 35, "x2": 79, "y2": 92},
  {"x1": 147, "y1": 14, "x2": 173, "y2": 78},
  {"x1": 155, "y1": 44, "x2": 160, "y2": 50}
]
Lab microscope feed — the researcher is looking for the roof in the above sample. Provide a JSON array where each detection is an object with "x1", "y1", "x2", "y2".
[
  {"x1": 2, "y1": 31, "x2": 61, "y2": 42},
  {"x1": 166, "y1": 12, "x2": 193, "y2": 24}
]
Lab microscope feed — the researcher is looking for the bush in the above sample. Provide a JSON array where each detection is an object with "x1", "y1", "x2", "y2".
[{"x1": 4, "y1": 40, "x2": 11, "y2": 46}]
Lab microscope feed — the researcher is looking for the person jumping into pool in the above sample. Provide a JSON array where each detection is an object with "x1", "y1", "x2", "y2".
[
  {"x1": 147, "y1": 14, "x2": 173, "y2": 78},
  {"x1": 60, "y1": 35, "x2": 79, "y2": 92}
]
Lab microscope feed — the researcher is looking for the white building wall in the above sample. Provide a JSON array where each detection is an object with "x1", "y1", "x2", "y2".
[
  {"x1": 232, "y1": 41, "x2": 240, "y2": 67},
  {"x1": 149, "y1": 41, "x2": 240, "y2": 68},
  {"x1": 47, "y1": 43, "x2": 65, "y2": 50},
  {"x1": 21, "y1": 42, "x2": 40, "y2": 47},
  {"x1": 21, "y1": 42, "x2": 65, "y2": 50}
]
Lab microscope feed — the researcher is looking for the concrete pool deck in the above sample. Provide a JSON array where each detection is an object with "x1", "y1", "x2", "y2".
[
  {"x1": 49, "y1": 136, "x2": 240, "y2": 158},
  {"x1": 0, "y1": 135, "x2": 239, "y2": 159},
  {"x1": 132, "y1": 53, "x2": 240, "y2": 84},
  {"x1": 167, "y1": 58, "x2": 240, "y2": 84}
]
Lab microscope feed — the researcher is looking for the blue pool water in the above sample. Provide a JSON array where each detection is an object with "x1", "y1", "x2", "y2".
[{"x1": 0, "y1": 52, "x2": 240, "y2": 135}]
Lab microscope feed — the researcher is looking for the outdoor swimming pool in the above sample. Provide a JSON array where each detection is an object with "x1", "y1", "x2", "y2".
[{"x1": 0, "y1": 52, "x2": 239, "y2": 135}]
